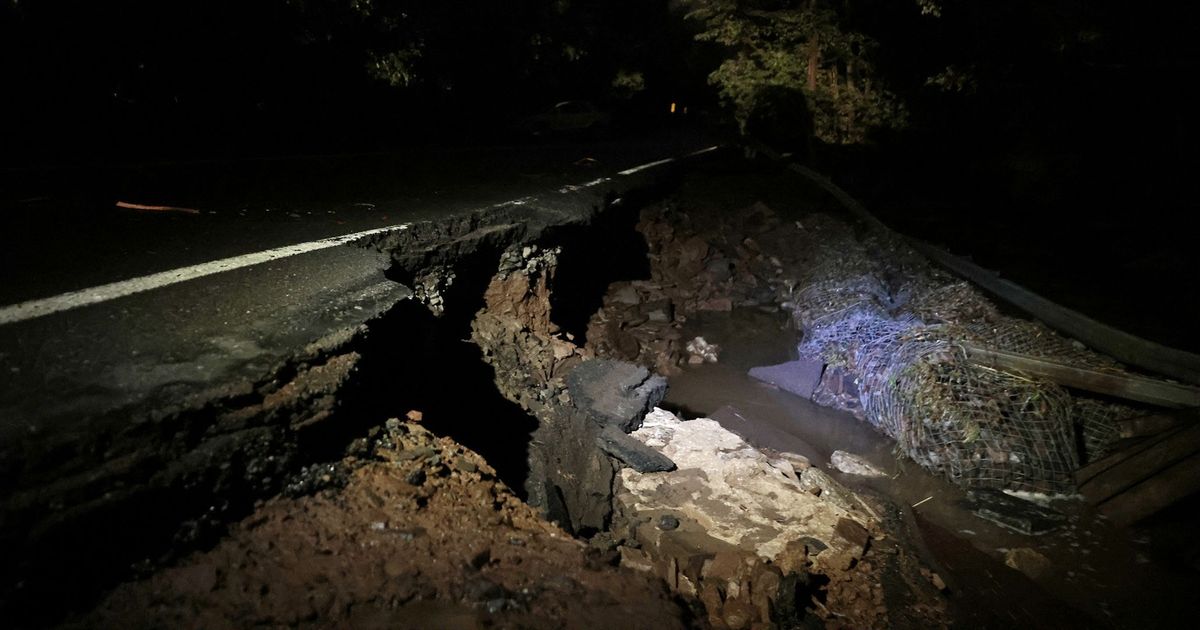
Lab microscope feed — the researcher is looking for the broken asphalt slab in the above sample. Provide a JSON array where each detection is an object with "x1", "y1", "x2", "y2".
[
  {"x1": 596, "y1": 425, "x2": 677, "y2": 473},
  {"x1": 567, "y1": 358, "x2": 669, "y2": 433},
  {"x1": 567, "y1": 358, "x2": 675, "y2": 472}
]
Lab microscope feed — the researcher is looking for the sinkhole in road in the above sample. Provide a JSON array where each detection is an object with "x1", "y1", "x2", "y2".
[
  {"x1": 315, "y1": 203, "x2": 653, "y2": 504},
  {"x1": 0, "y1": 182, "x2": 672, "y2": 627},
  {"x1": 67, "y1": 176, "x2": 926, "y2": 628},
  {"x1": 26, "y1": 157, "x2": 1200, "y2": 629},
  {"x1": 322, "y1": 294, "x2": 542, "y2": 498}
]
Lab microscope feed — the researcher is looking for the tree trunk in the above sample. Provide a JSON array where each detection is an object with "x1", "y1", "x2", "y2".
[{"x1": 807, "y1": 37, "x2": 819, "y2": 92}]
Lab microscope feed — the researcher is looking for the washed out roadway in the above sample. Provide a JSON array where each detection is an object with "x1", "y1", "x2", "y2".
[{"x1": 0, "y1": 132, "x2": 717, "y2": 441}]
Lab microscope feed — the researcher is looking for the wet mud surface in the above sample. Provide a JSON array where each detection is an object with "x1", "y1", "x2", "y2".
[
  {"x1": 73, "y1": 419, "x2": 688, "y2": 630},
  {"x1": 651, "y1": 163, "x2": 1200, "y2": 627},
  {"x1": 24, "y1": 157, "x2": 1200, "y2": 629}
]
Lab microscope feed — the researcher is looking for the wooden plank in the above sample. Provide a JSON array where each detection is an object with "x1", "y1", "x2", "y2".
[
  {"x1": 912, "y1": 240, "x2": 1200, "y2": 386},
  {"x1": 784, "y1": 163, "x2": 889, "y2": 230},
  {"x1": 1078, "y1": 422, "x2": 1200, "y2": 505},
  {"x1": 1075, "y1": 408, "x2": 1199, "y2": 484},
  {"x1": 1098, "y1": 452, "x2": 1200, "y2": 526},
  {"x1": 1076, "y1": 434, "x2": 1162, "y2": 486},
  {"x1": 964, "y1": 345, "x2": 1200, "y2": 408},
  {"x1": 773, "y1": 156, "x2": 1200, "y2": 387},
  {"x1": 1118, "y1": 413, "x2": 1182, "y2": 439}
]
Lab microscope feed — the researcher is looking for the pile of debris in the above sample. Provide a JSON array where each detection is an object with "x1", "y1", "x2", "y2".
[
  {"x1": 587, "y1": 192, "x2": 1148, "y2": 494},
  {"x1": 611, "y1": 408, "x2": 948, "y2": 629},
  {"x1": 470, "y1": 238, "x2": 943, "y2": 626},
  {"x1": 79, "y1": 418, "x2": 689, "y2": 629},
  {"x1": 785, "y1": 221, "x2": 1142, "y2": 493},
  {"x1": 585, "y1": 201, "x2": 794, "y2": 372}
]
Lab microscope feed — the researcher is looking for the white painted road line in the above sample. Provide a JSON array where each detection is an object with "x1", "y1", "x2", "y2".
[
  {"x1": 558, "y1": 177, "x2": 611, "y2": 194},
  {"x1": 0, "y1": 224, "x2": 410, "y2": 326},
  {"x1": 0, "y1": 148, "x2": 719, "y2": 326},
  {"x1": 614, "y1": 146, "x2": 718, "y2": 176},
  {"x1": 617, "y1": 157, "x2": 676, "y2": 176}
]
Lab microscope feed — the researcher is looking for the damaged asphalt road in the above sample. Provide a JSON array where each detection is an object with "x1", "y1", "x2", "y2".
[
  {"x1": 0, "y1": 133, "x2": 711, "y2": 306},
  {"x1": 0, "y1": 137, "x2": 714, "y2": 430},
  {"x1": 0, "y1": 136, "x2": 719, "y2": 622}
]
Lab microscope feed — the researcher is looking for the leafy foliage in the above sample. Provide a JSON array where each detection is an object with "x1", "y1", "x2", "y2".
[
  {"x1": 282, "y1": 0, "x2": 663, "y2": 108},
  {"x1": 924, "y1": 64, "x2": 976, "y2": 94},
  {"x1": 367, "y1": 46, "x2": 424, "y2": 87},
  {"x1": 611, "y1": 69, "x2": 647, "y2": 96},
  {"x1": 684, "y1": 0, "x2": 909, "y2": 144}
]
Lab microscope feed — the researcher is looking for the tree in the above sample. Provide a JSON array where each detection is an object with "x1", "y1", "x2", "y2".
[
  {"x1": 283, "y1": 1, "x2": 665, "y2": 114},
  {"x1": 683, "y1": 0, "x2": 909, "y2": 145}
]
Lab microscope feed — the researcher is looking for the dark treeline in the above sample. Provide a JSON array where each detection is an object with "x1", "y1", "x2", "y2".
[
  {"x1": 0, "y1": 0, "x2": 700, "y2": 163},
  {"x1": 3, "y1": 0, "x2": 1197, "y2": 193}
]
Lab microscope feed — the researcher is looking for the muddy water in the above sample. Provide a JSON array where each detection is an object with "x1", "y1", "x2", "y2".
[{"x1": 664, "y1": 308, "x2": 1198, "y2": 628}]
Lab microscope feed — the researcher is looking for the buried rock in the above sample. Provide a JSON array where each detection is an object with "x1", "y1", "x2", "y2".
[
  {"x1": 567, "y1": 359, "x2": 668, "y2": 432},
  {"x1": 1005, "y1": 547, "x2": 1054, "y2": 580},
  {"x1": 81, "y1": 421, "x2": 690, "y2": 629}
]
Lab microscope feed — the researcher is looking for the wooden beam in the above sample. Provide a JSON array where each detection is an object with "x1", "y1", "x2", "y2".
[
  {"x1": 1097, "y1": 452, "x2": 1200, "y2": 526},
  {"x1": 964, "y1": 345, "x2": 1200, "y2": 408},
  {"x1": 913, "y1": 241, "x2": 1200, "y2": 386},
  {"x1": 1075, "y1": 408, "x2": 1199, "y2": 484},
  {"x1": 1076, "y1": 432, "x2": 1178, "y2": 487},
  {"x1": 784, "y1": 163, "x2": 888, "y2": 230},
  {"x1": 1078, "y1": 422, "x2": 1200, "y2": 504},
  {"x1": 1118, "y1": 413, "x2": 1182, "y2": 439},
  {"x1": 774, "y1": 154, "x2": 1200, "y2": 385}
]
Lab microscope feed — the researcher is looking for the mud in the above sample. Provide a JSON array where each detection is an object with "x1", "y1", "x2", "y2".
[
  {"x1": 620, "y1": 162, "x2": 1200, "y2": 628},
  {"x1": 73, "y1": 419, "x2": 688, "y2": 630},
  {"x1": 59, "y1": 160, "x2": 949, "y2": 629},
  {"x1": 16, "y1": 155, "x2": 1198, "y2": 629},
  {"x1": 0, "y1": 160, "x2": 673, "y2": 625},
  {"x1": 570, "y1": 168, "x2": 957, "y2": 628}
]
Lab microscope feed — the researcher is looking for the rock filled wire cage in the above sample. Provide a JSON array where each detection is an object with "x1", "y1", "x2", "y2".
[{"x1": 790, "y1": 219, "x2": 1134, "y2": 493}]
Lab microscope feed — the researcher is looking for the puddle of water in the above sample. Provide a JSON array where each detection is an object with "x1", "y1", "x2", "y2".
[
  {"x1": 665, "y1": 308, "x2": 1200, "y2": 628},
  {"x1": 663, "y1": 308, "x2": 892, "y2": 469}
]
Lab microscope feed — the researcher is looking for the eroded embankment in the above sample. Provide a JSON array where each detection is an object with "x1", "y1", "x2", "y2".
[
  {"x1": 8, "y1": 160, "x2": 955, "y2": 629},
  {"x1": 0, "y1": 177, "x2": 667, "y2": 626}
]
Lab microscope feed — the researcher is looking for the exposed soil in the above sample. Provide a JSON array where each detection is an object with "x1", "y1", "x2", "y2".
[
  {"x1": 599, "y1": 160, "x2": 1200, "y2": 628},
  {"x1": 73, "y1": 418, "x2": 688, "y2": 629},
  {"x1": 47, "y1": 156, "x2": 1200, "y2": 630}
]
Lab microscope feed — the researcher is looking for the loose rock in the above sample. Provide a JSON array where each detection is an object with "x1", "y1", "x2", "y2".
[
  {"x1": 657, "y1": 515, "x2": 681, "y2": 531},
  {"x1": 830, "y1": 450, "x2": 888, "y2": 478},
  {"x1": 1005, "y1": 547, "x2": 1053, "y2": 579},
  {"x1": 686, "y1": 336, "x2": 721, "y2": 364}
]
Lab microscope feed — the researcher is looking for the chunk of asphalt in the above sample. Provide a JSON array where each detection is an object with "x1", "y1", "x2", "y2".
[
  {"x1": 747, "y1": 358, "x2": 825, "y2": 400},
  {"x1": 567, "y1": 359, "x2": 668, "y2": 433},
  {"x1": 962, "y1": 488, "x2": 1066, "y2": 535},
  {"x1": 596, "y1": 425, "x2": 676, "y2": 473}
]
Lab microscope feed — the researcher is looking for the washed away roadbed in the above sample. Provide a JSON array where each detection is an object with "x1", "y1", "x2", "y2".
[{"x1": 11, "y1": 154, "x2": 1200, "y2": 629}]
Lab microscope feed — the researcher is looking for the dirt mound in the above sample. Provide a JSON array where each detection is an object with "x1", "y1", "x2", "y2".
[{"x1": 73, "y1": 419, "x2": 688, "y2": 630}]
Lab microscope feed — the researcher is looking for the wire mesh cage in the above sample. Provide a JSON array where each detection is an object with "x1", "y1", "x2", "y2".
[{"x1": 789, "y1": 216, "x2": 1135, "y2": 492}]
